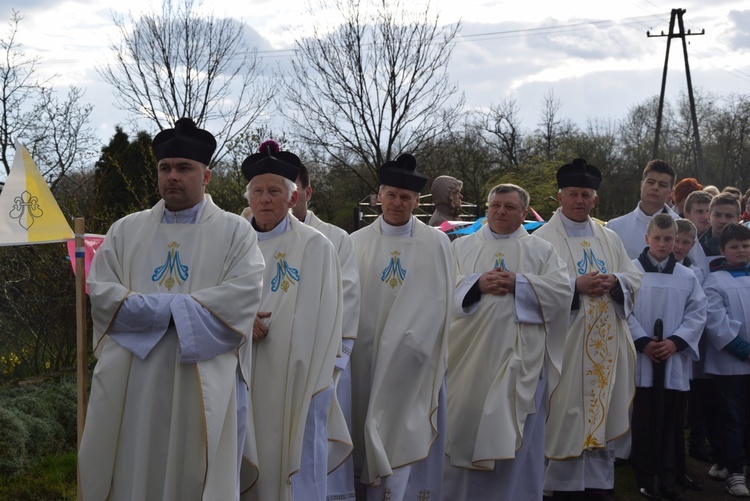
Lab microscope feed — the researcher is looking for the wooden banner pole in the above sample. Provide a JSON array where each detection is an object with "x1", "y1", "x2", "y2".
[{"x1": 74, "y1": 218, "x2": 87, "y2": 501}]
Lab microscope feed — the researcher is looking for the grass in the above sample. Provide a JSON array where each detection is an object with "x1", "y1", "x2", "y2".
[
  {"x1": 0, "y1": 441, "x2": 732, "y2": 500},
  {"x1": 0, "y1": 450, "x2": 77, "y2": 501}
]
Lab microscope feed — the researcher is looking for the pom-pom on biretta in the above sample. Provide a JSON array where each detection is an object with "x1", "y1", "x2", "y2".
[
  {"x1": 258, "y1": 139, "x2": 281, "y2": 155},
  {"x1": 242, "y1": 139, "x2": 302, "y2": 182},
  {"x1": 378, "y1": 153, "x2": 428, "y2": 193}
]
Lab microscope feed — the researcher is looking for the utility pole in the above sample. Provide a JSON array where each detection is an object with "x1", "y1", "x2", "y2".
[{"x1": 648, "y1": 8, "x2": 706, "y2": 180}]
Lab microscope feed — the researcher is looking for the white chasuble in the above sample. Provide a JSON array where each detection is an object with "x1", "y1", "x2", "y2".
[
  {"x1": 306, "y1": 212, "x2": 360, "y2": 499},
  {"x1": 81, "y1": 197, "x2": 264, "y2": 501},
  {"x1": 534, "y1": 212, "x2": 641, "y2": 460},
  {"x1": 446, "y1": 226, "x2": 571, "y2": 470},
  {"x1": 350, "y1": 216, "x2": 454, "y2": 486},
  {"x1": 246, "y1": 216, "x2": 344, "y2": 501}
]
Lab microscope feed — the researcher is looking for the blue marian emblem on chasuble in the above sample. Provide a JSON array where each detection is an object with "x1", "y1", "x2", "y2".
[
  {"x1": 271, "y1": 252, "x2": 299, "y2": 292},
  {"x1": 9, "y1": 190, "x2": 43, "y2": 230},
  {"x1": 152, "y1": 242, "x2": 189, "y2": 291},
  {"x1": 381, "y1": 251, "x2": 406, "y2": 288},
  {"x1": 577, "y1": 241, "x2": 607, "y2": 275},
  {"x1": 493, "y1": 252, "x2": 508, "y2": 271}
]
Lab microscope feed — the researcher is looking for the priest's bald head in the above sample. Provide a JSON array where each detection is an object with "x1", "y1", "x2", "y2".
[
  {"x1": 152, "y1": 118, "x2": 216, "y2": 212},
  {"x1": 377, "y1": 153, "x2": 427, "y2": 227},
  {"x1": 242, "y1": 140, "x2": 301, "y2": 232}
]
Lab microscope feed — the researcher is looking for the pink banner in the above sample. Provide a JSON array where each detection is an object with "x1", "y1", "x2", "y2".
[{"x1": 66, "y1": 234, "x2": 105, "y2": 294}]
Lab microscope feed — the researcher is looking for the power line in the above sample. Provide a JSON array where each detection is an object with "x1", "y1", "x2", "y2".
[
  {"x1": 33, "y1": 10, "x2": 750, "y2": 85},
  {"x1": 458, "y1": 13, "x2": 666, "y2": 41}
]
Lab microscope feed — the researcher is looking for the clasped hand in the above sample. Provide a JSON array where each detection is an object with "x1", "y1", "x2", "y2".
[
  {"x1": 478, "y1": 269, "x2": 516, "y2": 296},
  {"x1": 575, "y1": 271, "x2": 616, "y2": 297}
]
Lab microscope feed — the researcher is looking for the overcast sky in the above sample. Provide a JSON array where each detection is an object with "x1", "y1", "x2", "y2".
[{"x1": 2, "y1": 0, "x2": 749, "y2": 144}]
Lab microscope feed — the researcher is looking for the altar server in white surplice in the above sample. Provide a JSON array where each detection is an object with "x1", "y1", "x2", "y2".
[
  {"x1": 239, "y1": 141, "x2": 346, "y2": 501},
  {"x1": 534, "y1": 158, "x2": 642, "y2": 499},
  {"x1": 350, "y1": 153, "x2": 454, "y2": 501},
  {"x1": 627, "y1": 214, "x2": 706, "y2": 500},
  {"x1": 291, "y1": 161, "x2": 360, "y2": 501},
  {"x1": 605, "y1": 159, "x2": 708, "y2": 281},
  {"x1": 80, "y1": 118, "x2": 265, "y2": 501},
  {"x1": 444, "y1": 184, "x2": 571, "y2": 501}
]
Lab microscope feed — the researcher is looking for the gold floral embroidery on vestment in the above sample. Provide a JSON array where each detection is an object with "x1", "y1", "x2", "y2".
[{"x1": 582, "y1": 296, "x2": 616, "y2": 449}]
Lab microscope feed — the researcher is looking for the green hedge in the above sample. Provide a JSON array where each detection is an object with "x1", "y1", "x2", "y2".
[{"x1": 0, "y1": 376, "x2": 77, "y2": 476}]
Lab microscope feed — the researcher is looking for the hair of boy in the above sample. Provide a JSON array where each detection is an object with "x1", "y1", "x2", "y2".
[
  {"x1": 743, "y1": 188, "x2": 750, "y2": 207},
  {"x1": 709, "y1": 191, "x2": 741, "y2": 214},
  {"x1": 703, "y1": 185, "x2": 720, "y2": 197},
  {"x1": 647, "y1": 213, "x2": 677, "y2": 234},
  {"x1": 723, "y1": 186, "x2": 742, "y2": 199},
  {"x1": 673, "y1": 177, "x2": 703, "y2": 206},
  {"x1": 684, "y1": 190, "x2": 713, "y2": 214},
  {"x1": 719, "y1": 222, "x2": 750, "y2": 249},
  {"x1": 642, "y1": 159, "x2": 676, "y2": 186},
  {"x1": 676, "y1": 218, "x2": 697, "y2": 239}
]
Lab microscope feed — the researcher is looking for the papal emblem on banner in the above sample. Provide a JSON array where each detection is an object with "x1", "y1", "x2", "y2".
[{"x1": 0, "y1": 141, "x2": 74, "y2": 245}]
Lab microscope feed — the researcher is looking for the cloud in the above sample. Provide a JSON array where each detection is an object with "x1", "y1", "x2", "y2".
[{"x1": 726, "y1": 10, "x2": 750, "y2": 49}]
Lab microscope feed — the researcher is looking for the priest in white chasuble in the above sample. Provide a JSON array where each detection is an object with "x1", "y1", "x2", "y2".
[
  {"x1": 80, "y1": 118, "x2": 265, "y2": 501},
  {"x1": 350, "y1": 153, "x2": 454, "y2": 501},
  {"x1": 534, "y1": 159, "x2": 642, "y2": 500},
  {"x1": 291, "y1": 161, "x2": 361, "y2": 501},
  {"x1": 240, "y1": 141, "x2": 345, "y2": 501},
  {"x1": 444, "y1": 184, "x2": 571, "y2": 500}
]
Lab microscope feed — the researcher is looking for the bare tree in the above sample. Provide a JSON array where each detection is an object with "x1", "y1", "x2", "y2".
[
  {"x1": 479, "y1": 98, "x2": 527, "y2": 169},
  {"x1": 99, "y1": 0, "x2": 273, "y2": 162},
  {"x1": 671, "y1": 88, "x2": 716, "y2": 179},
  {"x1": 0, "y1": 11, "x2": 96, "y2": 186},
  {"x1": 618, "y1": 96, "x2": 663, "y2": 172},
  {"x1": 27, "y1": 87, "x2": 97, "y2": 190},
  {"x1": 283, "y1": 0, "x2": 464, "y2": 191},
  {"x1": 704, "y1": 93, "x2": 750, "y2": 189},
  {"x1": 533, "y1": 89, "x2": 577, "y2": 161}
]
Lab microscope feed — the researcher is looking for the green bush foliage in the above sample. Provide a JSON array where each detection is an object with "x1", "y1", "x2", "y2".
[
  {"x1": 0, "y1": 406, "x2": 29, "y2": 476},
  {"x1": 0, "y1": 376, "x2": 77, "y2": 476},
  {"x1": 0, "y1": 451, "x2": 77, "y2": 501}
]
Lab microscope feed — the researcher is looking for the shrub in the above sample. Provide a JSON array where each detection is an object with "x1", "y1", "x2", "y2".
[
  {"x1": 0, "y1": 375, "x2": 78, "y2": 476},
  {"x1": 0, "y1": 406, "x2": 29, "y2": 476}
]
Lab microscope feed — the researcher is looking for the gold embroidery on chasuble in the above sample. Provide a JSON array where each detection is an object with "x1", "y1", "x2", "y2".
[
  {"x1": 151, "y1": 241, "x2": 189, "y2": 291},
  {"x1": 270, "y1": 252, "x2": 299, "y2": 293},
  {"x1": 381, "y1": 250, "x2": 406, "y2": 289},
  {"x1": 573, "y1": 238, "x2": 617, "y2": 450}
]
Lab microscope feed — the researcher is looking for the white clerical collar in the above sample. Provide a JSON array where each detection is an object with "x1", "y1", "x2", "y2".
[
  {"x1": 302, "y1": 210, "x2": 312, "y2": 225},
  {"x1": 647, "y1": 252, "x2": 670, "y2": 271},
  {"x1": 558, "y1": 211, "x2": 594, "y2": 237},
  {"x1": 636, "y1": 202, "x2": 672, "y2": 219},
  {"x1": 484, "y1": 223, "x2": 518, "y2": 240},
  {"x1": 161, "y1": 197, "x2": 207, "y2": 224},
  {"x1": 380, "y1": 215, "x2": 414, "y2": 237},
  {"x1": 255, "y1": 214, "x2": 291, "y2": 242}
]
